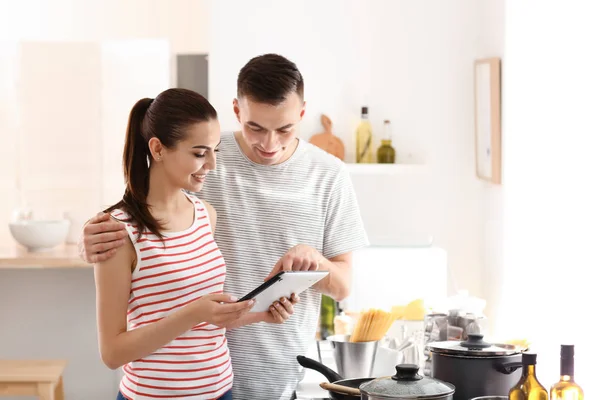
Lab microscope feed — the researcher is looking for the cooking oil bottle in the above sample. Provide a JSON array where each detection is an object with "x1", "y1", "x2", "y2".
[
  {"x1": 509, "y1": 353, "x2": 549, "y2": 400},
  {"x1": 550, "y1": 345, "x2": 584, "y2": 399},
  {"x1": 355, "y1": 106, "x2": 374, "y2": 163},
  {"x1": 319, "y1": 295, "x2": 337, "y2": 339},
  {"x1": 376, "y1": 119, "x2": 396, "y2": 164}
]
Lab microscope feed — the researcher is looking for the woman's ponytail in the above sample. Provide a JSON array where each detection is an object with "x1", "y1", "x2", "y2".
[
  {"x1": 107, "y1": 98, "x2": 163, "y2": 240},
  {"x1": 123, "y1": 98, "x2": 153, "y2": 205}
]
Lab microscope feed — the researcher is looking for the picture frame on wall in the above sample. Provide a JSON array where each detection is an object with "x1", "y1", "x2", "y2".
[{"x1": 474, "y1": 57, "x2": 502, "y2": 184}]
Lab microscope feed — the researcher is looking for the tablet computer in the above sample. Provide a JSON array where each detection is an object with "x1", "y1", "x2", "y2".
[{"x1": 238, "y1": 271, "x2": 329, "y2": 313}]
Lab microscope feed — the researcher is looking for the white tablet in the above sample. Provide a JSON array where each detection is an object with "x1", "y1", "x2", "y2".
[{"x1": 238, "y1": 271, "x2": 329, "y2": 313}]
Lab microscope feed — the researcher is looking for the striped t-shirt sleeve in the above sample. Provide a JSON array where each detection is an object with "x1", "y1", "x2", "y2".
[{"x1": 322, "y1": 165, "x2": 369, "y2": 259}]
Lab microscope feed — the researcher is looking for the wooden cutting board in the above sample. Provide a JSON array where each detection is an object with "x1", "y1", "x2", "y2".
[{"x1": 309, "y1": 114, "x2": 345, "y2": 160}]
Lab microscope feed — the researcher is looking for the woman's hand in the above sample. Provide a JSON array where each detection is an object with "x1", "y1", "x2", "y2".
[
  {"x1": 263, "y1": 294, "x2": 300, "y2": 324},
  {"x1": 221, "y1": 294, "x2": 300, "y2": 329},
  {"x1": 194, "y1": 294, "x2": 255, "y2": 327}
]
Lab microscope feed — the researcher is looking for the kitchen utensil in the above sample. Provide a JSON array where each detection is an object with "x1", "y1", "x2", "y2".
[
  {"x1": 423, "y1": 313, "x2": 449, "y2": 377},
  {"x1": 424, "y1": 313, "x2": 449, "y2": 342},
  {"x1": 309, "y1": 114, "x2": 345, "y2": 160},
  {"x1": 328, "y1": 335, "x2": 379, "y2": 378},
  {"x1": 372, "y1": 337, "x2": 420, "y2": 377},
  {"x1": 320, "y1": 382, "x2": 361, "y2": 396},
  {"x1": 427, "y1": 334, "x2": 524, "y2": 400},
  {"x1": 297, "y1": 355, "x2": 370, "y2": 400},
  {"x1": 358, "y1": 364, "x2": 455, "y2": 400}
]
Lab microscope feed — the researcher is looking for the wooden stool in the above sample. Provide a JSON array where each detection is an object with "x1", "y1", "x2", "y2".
[{"x1": 0, "y1": 360, "x2": 66, "y2": 399}]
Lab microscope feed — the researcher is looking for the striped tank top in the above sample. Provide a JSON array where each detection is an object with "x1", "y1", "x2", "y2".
[{"x1": 111, "y1": 192, "x2": 232, "y2": 400}]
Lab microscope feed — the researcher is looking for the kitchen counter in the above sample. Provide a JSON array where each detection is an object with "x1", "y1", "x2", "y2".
[{"x1": 0, "y1": 244, "x2": 90, "y2": 268}]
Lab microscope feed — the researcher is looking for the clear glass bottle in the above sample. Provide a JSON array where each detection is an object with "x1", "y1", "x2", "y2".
[
  {"x1": 509, "y1": 353, "x2": 549, "y2": 400},
  {"x1": 355, "y1": 106, "x2": 374, "y2": 163},
  {"x1": 550, "y1": 345, "x2": 584, "y2": 400},
  {"x1": 377, "y1": 119, "x2": 396, "y2": 164}
]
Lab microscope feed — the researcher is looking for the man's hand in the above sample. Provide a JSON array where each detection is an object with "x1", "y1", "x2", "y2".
[
  {"x1": 265, "y1": 244, "x2": 323, "y2": 281},
  {"x1": 79, "y1": 212, "x2": 128, "y2": 264}
]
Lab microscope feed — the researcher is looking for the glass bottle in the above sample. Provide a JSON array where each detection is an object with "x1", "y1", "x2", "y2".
[
  {"x1": 550, "y1": 345, "x2": 584, "y2": 400},
  {"x1": 319, "y1": 295, "x2": 337, "y2": 339},
  {"x1": 509, "y1": 352, "x2": 549, "y2": 400},
  {"x1": 355, "y1": 106, "x2": 374, "y2": 163},
  {"x1": 377, "y1": 119, "x2": 396, "y2": 164}
]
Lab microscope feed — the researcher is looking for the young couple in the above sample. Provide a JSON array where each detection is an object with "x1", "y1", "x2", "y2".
[{"x1": 82, "y1": 54, "x2": 368, "y2": 400}]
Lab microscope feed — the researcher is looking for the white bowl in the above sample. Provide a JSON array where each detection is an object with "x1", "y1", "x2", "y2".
[{"x1": 9, "y1": 219, "x2": 71, "y2": 252}]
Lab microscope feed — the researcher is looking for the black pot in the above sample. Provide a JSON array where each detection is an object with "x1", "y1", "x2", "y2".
[
  {"x1": 297, "y1": 355, "x2": 371, "y2": 400},
  {"x1": 427, "y1": 334, "x2": 523, "y2": 400}
]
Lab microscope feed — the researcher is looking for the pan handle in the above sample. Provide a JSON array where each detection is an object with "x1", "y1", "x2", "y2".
[
  {"x1": 495, "y1": 361, "x2": 523, "y2": 375},
  {"x1": 320, "y1": 382, "x2": 361, "y2": 396},
  {"x1": 297, "y1": 355, "x2": 344, "y2": 383}
]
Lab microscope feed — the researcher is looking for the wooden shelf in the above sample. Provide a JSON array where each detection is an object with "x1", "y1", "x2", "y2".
[
  {"x1": 345, "y1": 163, "x2": 429, "y2": 175},
  {"x1": 0, "y1": 244, "x2": 91, "y2": 268}
]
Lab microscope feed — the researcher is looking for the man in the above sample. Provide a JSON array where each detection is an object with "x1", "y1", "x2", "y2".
[{"x1": 80, "y1": 53, "x2": 368, "y2": 400}]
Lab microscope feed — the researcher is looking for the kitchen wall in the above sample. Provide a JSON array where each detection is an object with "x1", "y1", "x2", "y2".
[
  {"x1": 0, "y1": 0, "x2": 209, "y2": 82},
  {"x1": 478, "y1": 0, "x2": 505, "y2": 336},
  {"x1": 0, "y1": 0, "x2": 210, "y2": 245},
  {"x1": 208, "y1": 0, "x2": 505, "y2": 299},
  {"x1": 497, "y1": 0, "x2": 598, "y2": 393}
]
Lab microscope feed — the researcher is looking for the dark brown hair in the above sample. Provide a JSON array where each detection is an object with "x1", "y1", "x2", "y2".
[
  {"x1": 105, "y1": 88, "x2": 217, "y2": 240},
  {"x1": 237, "y1": 53, "x2": 304, "y2": 105}
]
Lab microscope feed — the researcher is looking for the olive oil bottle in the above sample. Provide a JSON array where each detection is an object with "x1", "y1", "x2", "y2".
[
  {"x1": 509, "y1": 353, "x2": 549, "y2": 400},
  {"x1": 550, "y1": 345, "x2": 584, "y2": 400},
  {"x1": 355, "y1": 106, "x2": 374, "y2": 163},
  {"x1": 319, "y1": 294, "x2": 337, "y2": 339},
  {"x1": 376, "y1": 119, "x2": 396, "y2": 164}
]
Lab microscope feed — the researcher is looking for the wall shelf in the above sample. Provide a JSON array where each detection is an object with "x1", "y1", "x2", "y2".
[{"x1": 345, "y1": 163, "x2": 429, "y2": 175}]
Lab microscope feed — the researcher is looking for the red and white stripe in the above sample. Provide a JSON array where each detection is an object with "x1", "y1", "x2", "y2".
[{"x1": 111, "y1": 193, "x2": 232, "y2": 400}]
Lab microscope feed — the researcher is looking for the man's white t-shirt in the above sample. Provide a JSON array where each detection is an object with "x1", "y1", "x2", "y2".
[{"x1": 197, "y1": 132, "x2": 369, "y2": 400}]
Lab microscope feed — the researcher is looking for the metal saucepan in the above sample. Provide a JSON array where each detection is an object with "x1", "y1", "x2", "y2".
[
  {"x1": 297, "y1": 355, "x2": 370, "y2": 399},
  {"x1": 427, "y1": 334, "x2": 524, "y2": 400}
]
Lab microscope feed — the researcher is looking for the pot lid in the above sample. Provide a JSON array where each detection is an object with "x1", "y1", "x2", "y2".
[
  {"x1": 426, "y1": 334, "x2": 522, "y2": 357},
  {"x1": 360, "y1": 364, "x2": 455, "y2": 399}
]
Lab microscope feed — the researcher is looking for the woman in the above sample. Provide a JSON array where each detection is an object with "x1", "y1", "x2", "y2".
[{"x1": 95, "y1": 88, "x2": 294, "y2": 400}]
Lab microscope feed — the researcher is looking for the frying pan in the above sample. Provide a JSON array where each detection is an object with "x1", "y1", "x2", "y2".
[{"x1": 296, "y1": 355, "x2": 373, "y2": 400}]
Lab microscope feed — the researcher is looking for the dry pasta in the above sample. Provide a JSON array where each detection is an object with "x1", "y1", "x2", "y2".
[{"x1": 349, "y1": 308, "x2": 398, "y2": 342}]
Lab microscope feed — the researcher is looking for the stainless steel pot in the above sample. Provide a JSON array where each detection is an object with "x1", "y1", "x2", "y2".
[
  {"x1": 358, "y1": 364, "x2": 455, "y2": 400},
  {"x1": 327, "y1": 334, "x2": 379, "y2": 378},
  {"x1": 427, "y1": 334, "x2": 524, "y2": 400}
]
